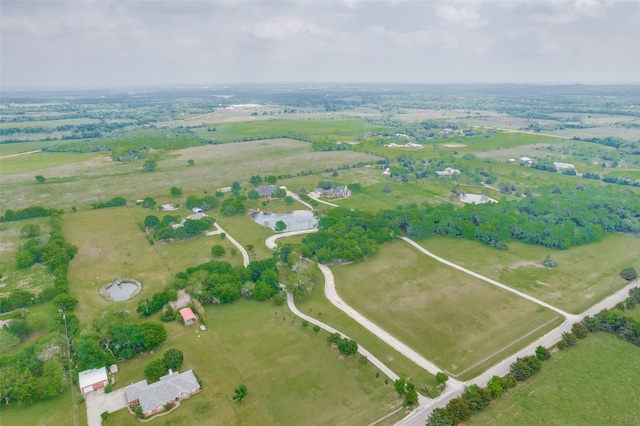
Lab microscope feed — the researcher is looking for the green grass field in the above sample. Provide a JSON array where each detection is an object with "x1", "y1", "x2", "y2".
[
  {"x1": 0, "y1": 139, "x2": 379, "y2": 212},
  {"x1": 332, "y1": 240, "x2": 562, "y2": 379},
  {"x1": 467, "y1": 332, "x2": 640, "y2": 425},
  {"x1": 0, "y1": 217, "x2": 54, "y2": 298},
  {"x1": 415, "y1": 234, "x2": 640, "y2": 313},
  {"x1": 103, "y1": 299, "x2": 400, "y2": 426}
]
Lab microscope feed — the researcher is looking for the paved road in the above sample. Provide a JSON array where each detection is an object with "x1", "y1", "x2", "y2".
[
  {"x1": 265, "y1": 228, "x2": 318, "y2": 250},
  {"x1": 318, "y1": 263, "x2": 464, "y2": 390},
  {"x1": 286, "y1": 190, "x2": 315, "y2": 210},
  {"x1": 206, "y1": 223, "x2": 250, "y2": 267},
  {"x1": 285, "y1": 291, "x2": 400, "y2": 382},
  {"x1": 402, "y1": 237, "x2": 576, "y2": 320},
  {"x1": 307, "y1": 191, "x2": 340, "y2": 207},
  {"x1": 395, "y1": 280, "x2": 640, "y2": 426}
]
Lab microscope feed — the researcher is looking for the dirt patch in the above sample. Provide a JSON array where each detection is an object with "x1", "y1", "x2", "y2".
[
  {"x1": 0, "y1": 242, "x2": 14, "y2": 254},
  {"x1": 536, "y1": 280, "x2": 552, "y2": 287},
  {"x1": 443, "y1": 143, "x2": 466, "y2": 148},
  {"x1": 584, "y1": 293, "x2": 594, "y2": 299},
  {"x1": 509, "y1": 260, "x2": 544, "y2": 270},
  {"x1": 169, "y1": 289, "x2": 192, "y2": 310}
]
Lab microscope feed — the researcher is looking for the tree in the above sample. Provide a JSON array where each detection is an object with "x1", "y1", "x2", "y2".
[
  {"x1": 142, "y1": 197, "x2": 156, "y2": 208},
  {"x1": 170, "y1": 186, "x2": 182, "y2": 197},
  {"x1": 249, "y1": 175, "x2": 263, "y2": 186},
  {"x1": 211, "y1": 245, "x2": 226, "y2": 257},
  {"x1": 186, "y1": 159, "x2": 195, "y2": 166},
  {"x1": 143, "y1": 159, "x2": 157, "y2": 172},
  {"x1": 621, "y1": 267, "x2": 638, "y2": 281},
  {"x1": 231, "y1": 181, "x2": 241, "y2": 191},
  {"x1": 535, "y1": 345, "x2": 551, "y2": 361},
  {"x1": 4, "y1": 318, "x2": 31, "y2": 341},
  {"x1": 487, "y1": 375, "x2": 504, "y2": 398},
  {"x1": 405, "y1": 381, "x2": 418, "y2": 406},
  {"x1": 317, "y1": 180, "x2": 333, "y2": 190},
  {"x1": 52, "y1": 294, "x2": 79, "y2": 312},
  {"x1": 272, "y1": 187, "x2": 286, "y2": 199},
  {"x1": 436, "y1": 372, "x2": 449, "y2": 384},
  {"x1": 275, "y1": 220, "x2": 287, "y2": 232},
  {"x1": 327, "y1": 332, "x2": 342, "y2": 345},
  {"x1": 144, "y1": 215, "x2": 160, "y2": 228},
  {"x1": 462, "y1": 384, "x2": 491, "y2": 412},
  {"x1": 562, "y1": 331, "x2": 577, "y2": 347},
  {"x1": 426, "y1": 408, "x2": 454, "y2": 426},
  {"x1": 572, "y1": 322, "x2": 589, "y2": 339},
  {"x1": 140, "y1": 322, "x2": 167, "y2": 350},
  {"x1": 232, "y1": 384, "x2": 247, "y2": 402},
  {"x1": 284, "y1": 195, "x2": 294, "y2": 205},
  {"x1": 248, "y1": 189, "x2": 260, "y2": 200},
  {"x1": 144, "y1": 358, "x2": 167, "y2": 382},
  {"x1": 337, "y1": 338, "x2": 358, "y2": 356},
  {"x1": 445, "y1": 397, "x2": 471, "y2": 424},
  {"x1": 382, "y1": 185, "x2": 392, "y2": 193},
  {"x1": 20, "y1": 224, "x2": 41, "y2": 238},
  {"x1": 35, "y1": 175, "x2": 46, "y2": 183},
  {"x1": 394, "y1": 378, "x2": 406, "y2": 395},
  {"x1": 162, "y1": 348, "x2": 184, "y2": 370}
]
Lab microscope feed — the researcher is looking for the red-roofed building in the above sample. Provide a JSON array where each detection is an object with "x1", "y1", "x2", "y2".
[{"x1": 179, "y1": 308, "x2": 197, "y2": 325}]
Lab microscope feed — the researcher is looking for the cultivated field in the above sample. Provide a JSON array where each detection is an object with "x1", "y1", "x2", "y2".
[
  {"x1": 415, "y1": 235, "x2": 640, "y2": 313},
  {"x1": 332, "y1": 240, "x2": 562, "y2": 379},
  {"x1": 467, "y1": 332, "x2": 640, "y2": 425}
]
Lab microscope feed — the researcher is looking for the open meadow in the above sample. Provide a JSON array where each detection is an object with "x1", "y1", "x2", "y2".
[
  {"x1": 467, "y1": 332, "x2": 640, "y2": 426},
  {"x1": 0, "y1": 139, "x2": 379, "y2": 212},
  {"x1": 331, "y1": 240, "x2": 562, "y2": 379},
  {"x1": 415, "y1": 235, "x2": 640, "y2": 314},
  {"x1": 103, "y1": 299, "x2": 400, "y2": 426}
]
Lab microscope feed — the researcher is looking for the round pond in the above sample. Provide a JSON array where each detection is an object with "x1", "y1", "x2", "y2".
[
  {"x1": 251, "y1": 210, "x2": 318, "y2": 232},
  {"x1": 100, "y1": 279, "x2": 142, "y2": 301}
]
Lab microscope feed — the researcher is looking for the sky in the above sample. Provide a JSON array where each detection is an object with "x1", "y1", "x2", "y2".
[{"x1": 1, "y1": 0, "x2": 639, "y2": 89}]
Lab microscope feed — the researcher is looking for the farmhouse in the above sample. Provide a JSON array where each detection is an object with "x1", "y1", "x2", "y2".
[
  {"x1": 315, "y1": 186, "x2": 352, "y2": 198},
  {"x1": 333, "y1": 186, "x2": 352, "y2": 198},
  {"x1": 435, "y1": 167, "x2": 461, "y2": 177},
  {"x1": 256, "y1": 185, "x2": 277, "y2": 198},
  {"x1": 519, "y1": 156, "x2": 535, "y2": 165},
  {"x1": 179, "y1": 308, "x2": 197, "y2": 325},
  {"x1": 125, "y1": 370, "x2": 201, "y2": 417},
  {"x1": 78, "y1": 367, "x2": 108, "y2": 394}
]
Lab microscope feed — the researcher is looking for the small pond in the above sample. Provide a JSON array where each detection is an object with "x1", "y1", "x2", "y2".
[
  {"x1": 100, "y1": 279, "x2": 142, "y2": 302},
  {"x1": 251, "y1": 210, "x2": 318, "y2": 232}
]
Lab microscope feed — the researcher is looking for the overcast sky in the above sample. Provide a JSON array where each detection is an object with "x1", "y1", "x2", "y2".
[{"x1": 1, "y1": 0, "x2": 639, "y2": 89}]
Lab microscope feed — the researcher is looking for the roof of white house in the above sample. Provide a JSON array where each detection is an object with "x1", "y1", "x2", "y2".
[
  {"x1": 125, "y1": 370, "x2": 200, "y2": 415},
  {"x1": 78, "y1": 367, "x2": 108, "y2": 389},
  {"x1": 553, "y1": 162, "x2": 575, "y2": 169}
]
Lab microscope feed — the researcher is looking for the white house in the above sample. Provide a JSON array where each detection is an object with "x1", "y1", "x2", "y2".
[
  {"x1": 125, "y1": 370, "x2": 201, "y2": 417},
  {"x1": 78, "y1": 367, "x2": 108, "y2": 394},
  {"x1": 436, "y1": 167, "x2": 461, "y2": 177}
]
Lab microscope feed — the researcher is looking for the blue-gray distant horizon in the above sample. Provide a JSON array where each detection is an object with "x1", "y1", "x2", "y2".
[{"x1": 2, "y1": 0, "x2": 639, "y2": 89}]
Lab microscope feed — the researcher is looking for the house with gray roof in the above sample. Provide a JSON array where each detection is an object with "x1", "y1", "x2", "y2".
[
  {"x1": 256, "y1": 185, "x2": 277, "y2": 198},
  {"x1": 125, "y1": 369, "x2": 200, "y2": 417},
  {"x1": 333, "y1": 186, "x2": 352, "y2": 198}
]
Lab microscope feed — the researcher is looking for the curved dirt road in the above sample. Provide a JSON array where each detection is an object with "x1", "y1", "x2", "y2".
[
  {"x1": 265, "y1": 228, "x2": 318, "y2": 250},
  {"x1": 207, "y1": 223, "x2": 250, "y2": 267}
]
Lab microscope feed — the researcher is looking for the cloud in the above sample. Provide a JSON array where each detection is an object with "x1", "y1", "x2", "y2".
[
  {"x1": 247, "y1": 16, "x2": 331, "y2": 40},
  {"x1": 436, "y1": 5, "x2": 487, "y2": 28}
]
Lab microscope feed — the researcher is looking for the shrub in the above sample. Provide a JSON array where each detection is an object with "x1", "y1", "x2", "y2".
[
  {"x1": 144, "y1": 358, "x2": 167, "y2": 382},
  {"x1": 101, "y1": 411, "x2": 109, "y2": 420},
  {"x1": 541, "y1": 255, "x2": 558, "y2": 268},
  {"x1": 211, "y1": 245, "x2": 226, "y2": 257},
  {"x1": 621, "y1": 267, "x2": 638, "y2": 281},
  {"x1": 535, "y1": 345, "x2": 551, "y2": 361},
  {"x1": 571, "y1": 322, "x2": 589, "y2": 339},
  {"x1": 337, "y1": 338, "x2": 358, "y2": 356},
  {"x1": 436, "y1": 372, "x2": 449, "y2": 384},
  {"x1": 312, "y1": 325, "x2": 320, "y2": 332},
  {"x1": 562, "y1": 331, "x2": 577, "y2": 348},
  {"x1": 301, "y1": 320, "x2": 309, "y2": 328},
  {"x1": 327, "y1": 332, "x2": 342, "y2": 345},
  {"x1": 104, "y1": 384, "x2": 112, "y2": 394}
]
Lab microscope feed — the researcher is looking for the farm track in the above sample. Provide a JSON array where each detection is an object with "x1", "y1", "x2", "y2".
[{"x1": 0, "y1": 149, "x2": 41, "y2": 159}]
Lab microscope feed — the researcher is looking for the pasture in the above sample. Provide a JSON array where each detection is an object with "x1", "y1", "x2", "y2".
[
  {"x1": 467, "y1": 332, "x2": 640, "y2": 425},
  {"x1": 0, "y1": 139, "x2": 379, "y2": 212},
  {"x1": 331, "y1": 240, "x2": 562, "y2": 379},
  {"x1": 103, "y1": 299, "x2": 399, "y2": 426},
  {"x1": 0, "y1": 217, "x2": 54, "y2": 298},
  {"x1": 415, "y1": 234, "x2": 640, "y2": 313}
]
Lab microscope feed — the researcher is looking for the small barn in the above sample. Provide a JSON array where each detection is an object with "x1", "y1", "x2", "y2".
[
  {"x1": 78, "y1": 367, "x2": 108, "y2": 394},
  {"x1": 179, "y1": 308, "x2": 197, "y2": 325}
]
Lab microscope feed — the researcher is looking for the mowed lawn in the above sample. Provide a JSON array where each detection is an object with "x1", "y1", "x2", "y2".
[
  {"x1": 416, "y1": 234, "x2": 640, "y2": 314},
  {"x1": 332, "y1": 240, "x2": 561, "y2": 378},
  {"x1": 467, "y1": 332, "x2": 640, "y2": 426},
  {"x1": 104, "y1": 299, "x2": 400, "y2": 426}
]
